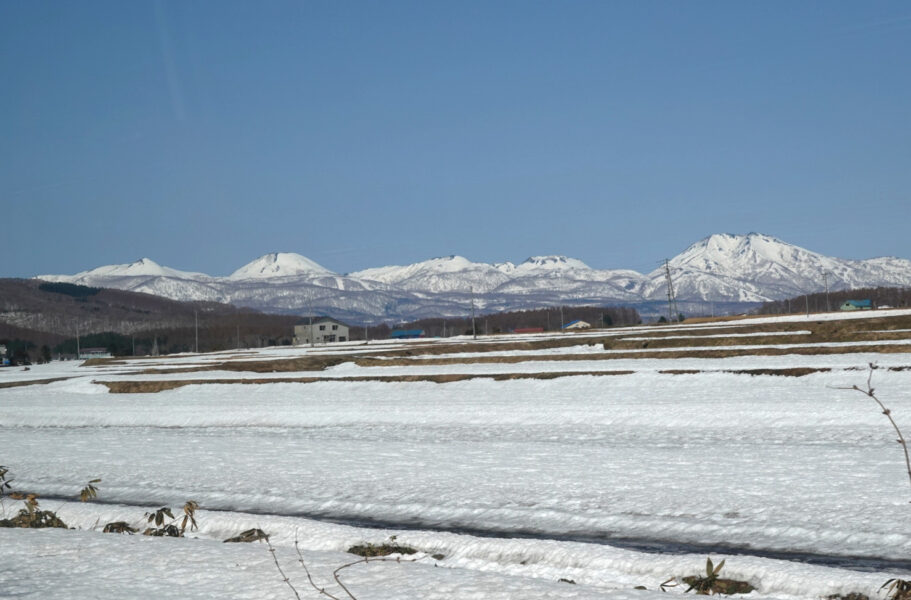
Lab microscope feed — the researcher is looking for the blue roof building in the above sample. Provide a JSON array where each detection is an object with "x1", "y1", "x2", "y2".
[
  {"x1": 390, "y1": 329, "x2": 424, "y2": 339},
  {"x1": 840, "y1": 299, "x2": 872, "y2": 311}
]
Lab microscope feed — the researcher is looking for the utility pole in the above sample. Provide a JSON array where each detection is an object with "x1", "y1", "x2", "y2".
[
  {"x1": 194, "y1": 310, "x2": 199, "y2": 353},
  {"x1": 663, "y1": 259, "x2": 679, "y2": 322},
  {"x1": 364, "y1": 324, "x2": 368, "y2": 343},
  {"x1": 236, "y1": 324, "x2": 240, "y2": 350},
  {"x1": 559, "y1": 305, "x2": 564, "y2": 331},
  {"x1": 307, "y1": 292, "x2": 314, "y2": 348},
  {"x1": 131, "y1": 335, "x2": 135, "y2": 356},
  {"x1": 823, "y1": 272, "x2": 830, "y2": 312},
  {"x1": 470, "y1": 287, "x2": 477, "y2": 339},
  {"x1": 76, "y1": 323, "x2": 81, "y2": 359},
  {"x1": 805, "y1": 294, "x2": 809, "y2": 317}
]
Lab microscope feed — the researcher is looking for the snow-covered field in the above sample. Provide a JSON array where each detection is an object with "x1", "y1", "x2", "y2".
[{"x1": 3, "y1": 314, "x2": 911, "y2": 599}]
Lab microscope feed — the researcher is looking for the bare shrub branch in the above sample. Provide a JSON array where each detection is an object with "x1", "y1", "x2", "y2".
[
  {"x1": 267, "y1": 538, "x2": 303, "y2": 600},
  {"x1": 836, "y1": 363, "x2": 911, "y2": 499},
  {"x1": 293, "y1": 539, "x2": 344, "y2": 600}
]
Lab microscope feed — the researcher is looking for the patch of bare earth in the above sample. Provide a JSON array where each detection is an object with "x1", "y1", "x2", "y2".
[
  {"x1": 0, "y1": 377, "x2": 73, "y2": 389},
  {"x1": 96, "y1": 371, "x2": 636, "y2": 393}
]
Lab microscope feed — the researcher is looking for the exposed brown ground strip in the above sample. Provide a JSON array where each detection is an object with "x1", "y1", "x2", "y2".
[
  {"x1": 96, "y1": 370, "x2": 636, "y2": 393},
  {"x1": 93, "y1": 364, "x2": 911, "y2": 393},
  {"x1": 0, "y1": 377, "x2": 72, "y2": 389}
]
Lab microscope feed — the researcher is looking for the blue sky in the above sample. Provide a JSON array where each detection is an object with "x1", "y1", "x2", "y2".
[{"x1": 2, "y1": 1, "x2": 910, "y2": 277}]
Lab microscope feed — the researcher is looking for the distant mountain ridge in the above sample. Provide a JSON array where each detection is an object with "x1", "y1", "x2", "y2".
[{"x1": 36, "y1": 233, "x2": 911, "y2": 322}]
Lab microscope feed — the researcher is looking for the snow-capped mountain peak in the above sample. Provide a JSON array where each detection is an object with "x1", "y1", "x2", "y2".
[
  {"x1": 229, "y1": 253, "x2": 334, "y2": 280},
  {"x1": 493, "y1": 261, "x2": 516, "y2": 274},
  {"x1": 514, "y1": 255, "x2": 592, "y2": 273},
  {"x1": 38, "y1": 258, "x2": 210, "y2": 283},
  {"x1": 351, "y1": 255, "x2": 510, "y2": 294},
  {"x1": 32, "y1": 233, "x2": 911, "y2": 320}
]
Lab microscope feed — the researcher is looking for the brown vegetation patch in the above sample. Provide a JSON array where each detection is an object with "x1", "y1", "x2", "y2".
[
  {"x1": 826, "y1": 594, "x2": 870, "y2": 600},
  {"x1": 599, "y1": 344, "x2": 911, "y2": 360},
  {"x1": 81, "y1": 357, "x2": 128, "y2": 366},
  {"x1": 347, "y1": 541, "x2": 418, "y2": 557},
  {"x1": 364, "y1": 336, "x2": 611, "y2": 359},
  {"x1": 659, "y1": 367, "x2": 831, "y2": 377},
  {"x1": 95, "y1": 370, "x2": 636, "y2": 393},
  {"x1": 681, "y1": 575, "x2": 755, "y2": 595},
  {"x1": 0, "y1": 509, "x2": 68, "y2": 529},
  {"x1": 217, "y1": 355, "x2": 349, "y2": 373},
  {"x1": 131, "y1": 355, "x2": 350, "y2": 376},
  {"x1": 0, "y1": 377, "x2": 72, "y2": 389}
]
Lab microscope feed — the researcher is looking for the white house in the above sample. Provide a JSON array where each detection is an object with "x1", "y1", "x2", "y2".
[
  {"x1": 294, "y1": 317, "x2": 349, "y2": 345},
  {"x1": 562, "y1": 319, "x2": 591, "y2": 330}
]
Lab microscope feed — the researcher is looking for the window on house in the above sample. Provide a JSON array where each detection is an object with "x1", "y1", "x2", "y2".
[
  {"x1": 332, "y1": 325, "x2": 338, "y2": 330},
  {"x1": 319, "y1": 325, "x2": 325, "y2": 330}
]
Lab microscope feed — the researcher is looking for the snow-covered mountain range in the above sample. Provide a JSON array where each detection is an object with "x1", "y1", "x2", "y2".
[{"x1": 36, "y1": 234, "x2": 911, "y2": 322}]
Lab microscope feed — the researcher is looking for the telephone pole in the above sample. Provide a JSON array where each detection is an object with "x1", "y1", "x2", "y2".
[
  {"x1": 194, "y1": 310, "x2": 199, "y2": 353},
  {"x1": 470, "y1": 287, "x2": 477, "y2": 339},
  {"x1": 307, "y1": 291, "x2": 314, "y2": 347},
  {"x1": 663, "y1": 259, "x2": 679, "y2": 322},
  {"x1": 823, "y1": 272, "x2": 830, "y2": 312}
]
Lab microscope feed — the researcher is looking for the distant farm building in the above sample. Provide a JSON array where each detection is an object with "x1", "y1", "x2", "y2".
[
  {"x1": 839, "y1": 300, "x2": 872, "y2": 311},
  {"x1": 562, "y1": 320, "x2": 591, "y2": 330},
  {"x1": 79, "y1": 347, "x2": 112, "y2": 359},
  {"x1": 390, "y1": 329, "x2": 424, "y2": 339},
  {"x1": 514, "y1": 327, "x2": 544, "y2": 334},
  {"x1": 294, "y1": 317, "x2": 349, "y2": 344}
]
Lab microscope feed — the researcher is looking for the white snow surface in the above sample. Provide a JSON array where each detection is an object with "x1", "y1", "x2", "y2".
[{"x1": 5, "y1": 315, "x2": 911, "y2": 598}]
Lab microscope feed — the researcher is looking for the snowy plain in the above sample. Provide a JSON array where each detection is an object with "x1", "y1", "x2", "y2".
[{"x1": 3, "y1": 313, "x2": 911, "y2": 599}]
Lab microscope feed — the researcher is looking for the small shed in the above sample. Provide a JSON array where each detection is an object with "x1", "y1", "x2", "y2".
[
  {"x1": 839, "y1": 300, "x2": 872, "y2": 311},
  {"x1": 390, "y1": 329, "x2": 424, "y2": 339},
  {"x1": 80, "y1": 347, "x2": 112, "y2": 359},
  {"x1": 562, "y1": 320, "x2": 591, "y2": 330}
]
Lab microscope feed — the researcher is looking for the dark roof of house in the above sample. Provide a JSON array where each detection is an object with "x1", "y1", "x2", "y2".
[{"x1": 295, "y1": 316, "x2": 349, "y2": 327}]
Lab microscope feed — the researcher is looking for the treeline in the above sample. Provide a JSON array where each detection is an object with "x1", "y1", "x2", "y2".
[
  {"x1": 348, "y1": 305, "x2": 641, "y2": 339},
  {"x1": 1, "y1": 279, "x2": 302, "y2": 361},
  {"x1": 37, "y1": 281, "x2": 102, "y2": 298},
  {"x1": 50, "y1": 317, "x2": 298, "y2": 358},
  {"x1": 757, "y1": 286, "x2": 911, "y2": 315}
]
